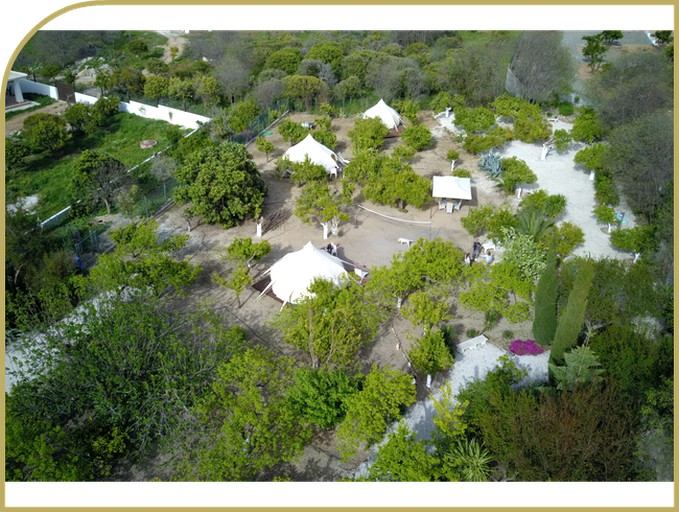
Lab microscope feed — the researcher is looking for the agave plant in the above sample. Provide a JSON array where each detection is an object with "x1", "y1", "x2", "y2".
[{"x1": 478, "y1": 151, "x2": 502, "y2": 178}]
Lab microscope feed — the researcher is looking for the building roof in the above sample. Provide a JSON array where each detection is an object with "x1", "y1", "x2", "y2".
[
  {"x1": 432, "y1": 176, "x2": 472, "y2": 200},
  {"x1": 9, "y1": 71, "x2": 28, "y2": 81}
]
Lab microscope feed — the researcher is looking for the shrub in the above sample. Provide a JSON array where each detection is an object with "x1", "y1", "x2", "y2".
[
  {"x1": 401, "y1": 124, "x2": 432, "y2": 151},
  {"x1": 552, "y1": 129, "x2": 572, "y2": 151},
  {"x1": 409, "y1": 329, "x2": 454, "y2": 376},
  {"x1": 508, "y1": 339, "x2": 545, "y2": 356},
  {"x1": 466, "y1": 328, "x2": 480, "y2": 338},
  {"x1": 452, "y1": 168, "x2": 472, "y2": 178},
  {"x1": 454, "y1": 106, "x2": 496, "y2": 133},
  {"x1": 571, "y1": 107, "x2": 604, "y2": 143},
  {"x1": 557, "y1": 101, "x2": 575, "y2": 116}
]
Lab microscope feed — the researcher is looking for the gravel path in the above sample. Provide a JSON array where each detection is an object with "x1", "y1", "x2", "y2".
[
  {"x1": 353, "y1": 342, "x2": 550, "y2": 478},
  {"x1": 499, "y1": 119, "x2": 637, "y2": 260}
]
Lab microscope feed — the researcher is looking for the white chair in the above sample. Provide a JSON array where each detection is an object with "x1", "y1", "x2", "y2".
[{"x1": 445, "y1": 201, "x2": 454, "y2": 213}]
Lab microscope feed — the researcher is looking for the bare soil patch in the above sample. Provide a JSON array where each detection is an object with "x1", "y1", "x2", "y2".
[{"x1": 139, "y1": 112, "x2": 530, "y2": 480}]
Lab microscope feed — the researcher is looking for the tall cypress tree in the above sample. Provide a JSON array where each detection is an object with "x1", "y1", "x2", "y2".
[
  {"x1": 549, "y1": 259, "x2": 596, "y2": 375},
  {"x1": 532, "y1": 244, "x2": 558, "y2": 346}
]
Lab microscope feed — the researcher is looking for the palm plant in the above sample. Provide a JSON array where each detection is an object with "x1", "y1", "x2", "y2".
[{"x1": 516, "y1": 209, "x2": 556, "y2": 240}]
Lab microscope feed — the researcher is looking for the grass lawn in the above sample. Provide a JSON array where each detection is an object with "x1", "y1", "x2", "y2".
[{"x1": 6, "y1": 112, "x2": 185, "y2": 218}]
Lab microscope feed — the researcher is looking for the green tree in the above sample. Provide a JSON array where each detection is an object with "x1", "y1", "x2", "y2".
[
  {"x1": 228, "y1": 100, "x2": 260, "y2": 133},
  {"x1": 174, "y1": 141, "x2": 267, "y2": 227},
  {"x1": 401, "y1": 123, "x2": 432, "y2": 151},
  {"x1": 582, "y1": 34, "x2": 607, "y2": 71},
  {"x1": 498, "y1": 157, "x2": 537, "y2": 194},
  {"x1": 273, "y1": 279, "x2": 380, "y2": 369},
  {"x1": 70, "y1": 150, "x2": 130, "y2": 214},
  {"x1": 571, "y1": 107, "x2": 605, "y2": 143},
  {"x1": 306, "y1": 41, "x2": 344, "y2": 76},
  {"x1": 143, "y1": 74, "x2": 169, "y2": 103},
  {"x1": 77, "y1": 220, "x2": 200, "y2": 298},
  {"x1": 408, "y1": 329, "x2": 454, "y2": 377},
  {"x1": 5, "y1": 138, "x2": 30, "y2": 171},
  {"x1": 168, "y1": 76, "x2": 194, "y2": 110},
  {"x1": 593, "y1": 203, "x2": 617, "y2": 232},
  {"x1": 186, "y1": 346, "x2": 311, "y2": 481},
  {"x1": 519, "y1": 190, "x2": 566, "y2": 218},
  {"x1": 337, "y1": 364, "x2": 416, "y2": 461},
  {"x1": 402, "y1": 291, "x2": 451, "y2": 330},
  {"x1": 21, "y1": 113, "x2": 71, "y2": 153},
  {"x1": 599, "y1": 30, "x2": 623, "y2": 45},
  {"x1": 212, "y1": 263, "x2": 251, "y2": 307},
  {"x1": 532, "y1": 244, "x2": 558, "y2": 346},
  {"x1": 513, "y1": 111, "x2": 551, "y2": 143},
  {"x1": 286, "y1": 367, "x2": 361, "y2": 430},
  {"x1": 363, "y1": 156, "x2": 431, "y2": 210},
  {"x1": 7, "y1": 295, "x2": 245, "y2": 481},
  {"x1": 294, "y1": 182, "x2": 350, "y2": 239},
  {"x1": 264, "y1": 47, "x2": 302, "y2": 74},
  {"x1": 281, "y1": 74, "x2": 327, "y2": 110},
  {"x1": 63, "y1": 102, "x2": 92, "y2": 135},
  {"x1": 286, "y1": 158, "x2": 329, "y2": 186},
  {"x1": 552, "y1": 129, "x2": 572, "y2": 152},
  {"x1": 604, "y1": 111, "x2": 673, "y2": 223},
  {"x1": 453, "y1": 106, "x2": 496, "y2": 133},
  {"x1": 549, "y1": 259, "x2": 595, "y2": 372},
  {"x1": 278, "y1": 119, "x2": 308, "y2": 145},
  {"x1": 225, "y1": 237, "x2": 272, "y2": 264},
  {"x1": 610, "y1": 226, "x2": 657, "y2": 263},
  {"x1": 255, "y1": 137, "x2": 275, "y2": 161},
  {"x1": 367, "y1": 422, "x2": 439, "y2": 481},
  {"x1": 349, "y1": 116, "x2": 389, "y2": 152},
  {"x1": 574, "y1": 142, "x2": 606, "y2": 171},
  {"x1": 194, "y1": 74, "x2": 221, "y2": 106}
]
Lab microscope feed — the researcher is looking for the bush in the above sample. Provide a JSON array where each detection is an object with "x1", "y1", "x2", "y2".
[
  {"x1": 452, "y1": 168, "x2": 472, "y2": 178},
  {"x1": 454, "y1": 106, "x2": 496, "y2": 133},
  {"x1": 552, "y1": 129, "x2": 572, "y2": 151},
  {"x1": 409, "y1": 329, "x2": 454, "y2": 376},
  {"x1": 557, "y1": 101, "x2": 575, "y2": 116},
  {"x1": 508, "y1": 339, "x2": 544, "y2": 355},
  {"x1": 401, "y1": 124, "x2": 432, "y2": 151},
  {"x1": 571, "y1": 107, "x2": 604, "y2": 142}
]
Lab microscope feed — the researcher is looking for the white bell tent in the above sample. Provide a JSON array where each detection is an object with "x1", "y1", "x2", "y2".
[
  {"x1": 361, "y1": 99, "x2": 405, "y2": 130},
  {"x1": 257, "y1": 241, "x2": 349, "y2": 305},
  {"x1": 283, "y1": 134, "x2": 348, "y2": 175}
]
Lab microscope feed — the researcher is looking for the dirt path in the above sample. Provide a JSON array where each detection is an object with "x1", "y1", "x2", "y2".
[
  {"x1": 154, "y1": 30, "x2": 189, "y2": 64},
  {"x1": 144, "y1": 111, "x2": 536, "y2": 480},
  {"x1": 5, "y1": 100, "x2": 69, "y2": 136}
]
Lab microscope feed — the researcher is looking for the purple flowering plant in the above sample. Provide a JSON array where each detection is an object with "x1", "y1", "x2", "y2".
[{"x1": 508, "y1": 339, "x2": 544, "y2": 356}]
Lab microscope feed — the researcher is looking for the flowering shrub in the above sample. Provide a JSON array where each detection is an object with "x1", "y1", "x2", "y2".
[{"x1": 508, "y1": 339, "x2": 544, "y2": 356}]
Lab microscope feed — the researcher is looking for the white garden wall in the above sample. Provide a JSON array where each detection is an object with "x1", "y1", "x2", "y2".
[{"x1": 17, "y1": 79, "x2": 211, "y2": 130}]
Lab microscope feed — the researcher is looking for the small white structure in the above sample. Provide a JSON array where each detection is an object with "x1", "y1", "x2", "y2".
[
  {"x1": 5, "y1": 71, "x2": 28, "y2": 111},
  {"x1": 362, "y1": 98, "x2": 405, "y2": 130},
  {"x1": 283, "y1": 134, "x2": 348, "y2": 175},
  {"x1": 432, "y1": 176, "x2": 472, "y2": 212},
  {"x1": 257, "y1": 241, "x2": 349, "y2": 305}
]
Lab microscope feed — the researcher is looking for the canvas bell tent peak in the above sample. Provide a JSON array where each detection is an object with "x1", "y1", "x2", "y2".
[
  {"x1": 257, "y1": 241, "x2": 350, "y2": 305},
  {"x1": 362, "y1": 98, "x2": 405, "y2": 130},
  {"x1": 283, "y1": 134, "x2": 349, "y2": 174}
]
